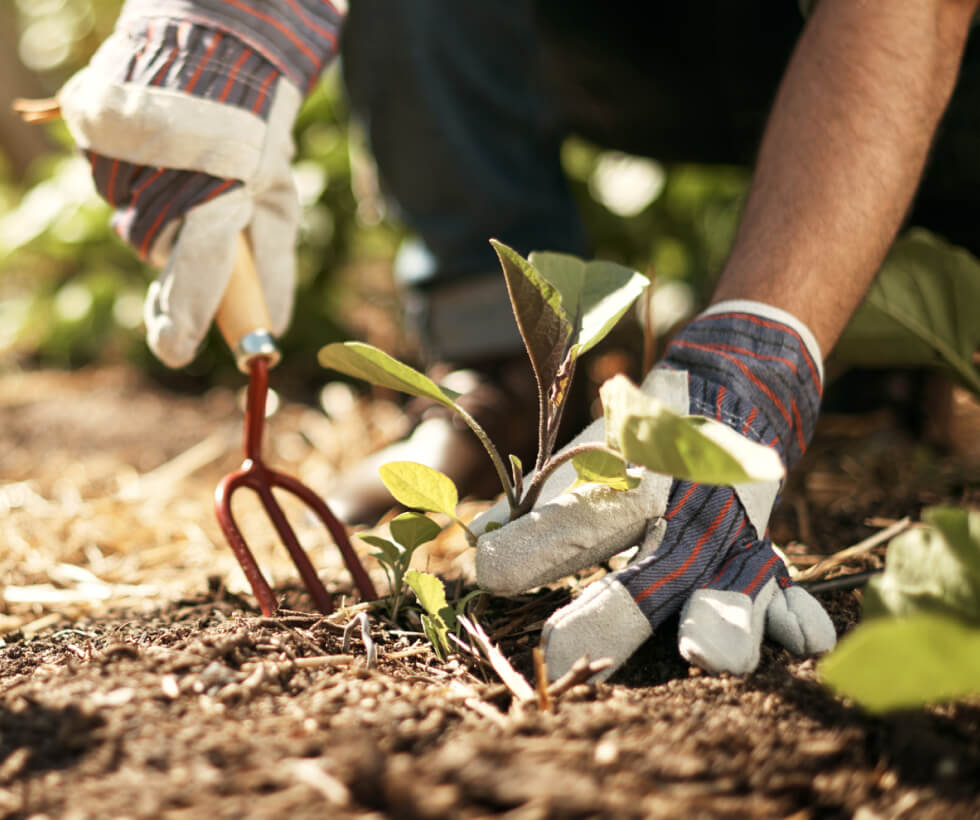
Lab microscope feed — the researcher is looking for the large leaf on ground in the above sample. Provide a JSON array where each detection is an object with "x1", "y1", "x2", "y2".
[
  {"x1": 835, "y1": 229, "x2": 980, "y2": 395},
  {"x1": 600, "y1": 375, "x2": 784, "y2": 485},
  {"x1": 530, "y1": 251, "x2": 650, "y2": 357},
  {"x1": 863, "y1": 506, "x2": 980, "y2": 623},
  {"x1": 820, "y1": 613, "x2": 980, "y2": 712},
  {"x1": 318, "y1": 342, "x2": 462, "y2": 407},
  {"x1": 378, "y1": 462, "x2": 459, "y2": 518},
  {"x1": 490, "y1": 240, "x2": 571, "y2": 400}
]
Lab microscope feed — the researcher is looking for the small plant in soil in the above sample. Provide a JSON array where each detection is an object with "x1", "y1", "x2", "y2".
[
  {"x1": 321, "y1": 240, "x2": 783, "y2": 649},
  {"x1": 319, "y1": 240, "x2": 783, "y2": 536}
]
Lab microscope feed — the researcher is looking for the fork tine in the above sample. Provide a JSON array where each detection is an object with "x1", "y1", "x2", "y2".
[
  {"x1": 215, "y1": 473, "x2": 279, "y2": 616},
  {"x1": 254, "y1": 482, "x2": 334, "y2": 614}
]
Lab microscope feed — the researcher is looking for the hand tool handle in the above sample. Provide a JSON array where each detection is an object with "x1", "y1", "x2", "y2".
[{"x1": 216, "y1": 233, "x2": 281, "y2": 372}]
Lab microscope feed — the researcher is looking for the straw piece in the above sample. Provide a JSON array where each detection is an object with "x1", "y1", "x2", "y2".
[
  {"x1": 117, "y1": 431, "x2": 230, "y2": 501},
  {"x1": 457, "y1": 615, "x2": 535, "y2": 703},
  {"x1": 795, "y1": 517, "x2": 912, "y2": 582}
]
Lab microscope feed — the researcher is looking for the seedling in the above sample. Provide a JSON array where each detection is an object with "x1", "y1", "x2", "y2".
[
  {"x1": 357, "y1": 510, "x2": 441, "y2": 622},
  {"x1": 319, "y1": 241, "x2": 783, "y2": 531}
]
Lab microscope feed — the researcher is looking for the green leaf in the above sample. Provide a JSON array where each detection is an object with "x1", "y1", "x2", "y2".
[
  {"x1": 405, "y1": 569, "x2": 450, "y2": 617},
  {"x1": 835, "y1": 229, "x2": 980, "y2": 395},
  {"x1": 420, "y1": 614, "x2": 448, "y2": 658},
  {"x1": 483, "y1": 521, "x2": 503, "y2": 533},
  {"x1": 357, "y1": 534, "x2": 401, "y2": 565},
  {"x1": 389, "y1": 511, "x2": 442, "y2": 551},
  {"x1": 600, "y1": 375, "x2": 784, "y2": 485},
  {"x1": 570, "y1": 449, "x2": 641, "y2": 491},
  {"x1": 406, "y1": 570, "x2": 452, "y2": 654},
  {"x1": 491, "y1": 240, "x2": 571, "y2": 404},
  {"x1": 318, "y1": 341, "x2": 463, "y2": 407},
  {"x1": 863, "y1": 506, "x2": 980, "y2": 623},
  {"x1": 377, "y1": 462, "x2": 459, "y2": 517},
  {"x1": 530, "y1": 251, "x2": 650, "y2": 357},
  {"x1": 820, "y1": 613, "x2": 980, "y2": 712}
]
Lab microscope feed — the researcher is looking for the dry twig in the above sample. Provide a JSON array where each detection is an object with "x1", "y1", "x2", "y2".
[
  {"x1": 533, "y1": 647, "x2": 553, "y2": 712},
  {"x1": 795, "y1": 517, "x2": 912, "y2": 582},
  {"x1": 547, "y1": 656, "x2": 613, "y2": 698},
  {"x1": 457, "y1": 615, "x2": 535, "y2": 703}
]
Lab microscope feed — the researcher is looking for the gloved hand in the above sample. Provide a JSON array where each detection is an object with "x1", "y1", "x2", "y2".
[
  {"x1": 474, "y1": 300, "x2": 837, "y2": 680},
  {"x1": 58, "y1": 0, "x2": 342, "y2": 366}
]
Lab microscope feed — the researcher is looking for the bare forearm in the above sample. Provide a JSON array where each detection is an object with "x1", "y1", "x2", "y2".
[{"x1": 713, "y1": 0, "x2": 978, "y2": 354}]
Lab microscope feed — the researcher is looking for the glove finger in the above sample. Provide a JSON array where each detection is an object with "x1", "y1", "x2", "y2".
[
  {"x1": 677, "y1": 575, "x2": 778, "y2": 675},
  {"x1": 249, "y1": 185, "x2": 300, "y2": 337},
  {"x1": 475, "y1": 468, "x2": 671, "y2": 595},
  {"x1": 144, "y1": 187, "x2": 252, "y2": 367},
  {"x1": 765, "y1": 582, "x2": 837, "y2": 656},
  {"x1": 542, "y1": 575, "x2": 653, "y2": 682}
]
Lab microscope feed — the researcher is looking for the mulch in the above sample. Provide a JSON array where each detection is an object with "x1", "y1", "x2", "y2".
[{"x1": 0, "y1": 365, "x2": 978, "y2": 819}]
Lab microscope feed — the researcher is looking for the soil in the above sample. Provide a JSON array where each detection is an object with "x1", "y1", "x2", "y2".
[{"x1": 0, "y1": 364, "x2": 978, "y2": 820}]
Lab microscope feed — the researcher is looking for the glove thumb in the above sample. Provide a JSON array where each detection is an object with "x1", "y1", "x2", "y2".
[{"x1": 144, "y1": 188, "x2": 252, "y2": 367}]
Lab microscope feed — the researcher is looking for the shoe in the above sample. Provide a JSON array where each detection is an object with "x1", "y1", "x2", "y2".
[{"x1": 325, "y1": 358, "x2": 541, "y2": 526}]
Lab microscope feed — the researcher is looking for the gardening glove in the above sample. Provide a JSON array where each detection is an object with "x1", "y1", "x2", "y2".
[
  {"x1": 473, "y1": 300, "x2": 837, "y2": 680},
  {"x1": 58, "y1": 0, "x2": 342, "y2": 367}
]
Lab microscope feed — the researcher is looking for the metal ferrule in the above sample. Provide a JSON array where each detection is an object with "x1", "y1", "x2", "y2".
[{"x1": 234, "y1": 329, "x2": 281, "y2": 373}]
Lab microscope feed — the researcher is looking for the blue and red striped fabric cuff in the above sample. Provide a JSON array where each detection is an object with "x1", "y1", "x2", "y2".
[
  {"x1": 659, "y1": 301, "x2": 823, "y2": 471},
  {"x1": 115, "y1": 0, "x2": 342, "y2": 92}
]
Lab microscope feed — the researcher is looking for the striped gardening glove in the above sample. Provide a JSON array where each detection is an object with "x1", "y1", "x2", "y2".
[
  {"x1": 58, "y1": 0, "x2": 342, "y2": 366},
  {"x1": 474, "y1": 300, "x2": 837, "y2": 680}
]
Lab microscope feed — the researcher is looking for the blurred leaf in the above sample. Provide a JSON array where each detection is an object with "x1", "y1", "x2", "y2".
[
  {"x1": 378, "y1": 461, "x2": 459, "y2": 518},
  {"x1": 389, "y1": 511, "x2": 441, "y2": 551},
  {"x1": 835, "y1": 229, "x2": 980, "y2": 396},
  {"x1": 863, "y1": 506, "x2": 980, "y2": 622},
  {"x1": 600, "y1": 374, "x2": 784, "y2": 485},
  {"x1": 571, "y1": 449, "x2": 641, "y2": 491},
  {"x1": 318, "y1": 341, "x2": 462, "y2": 406},
  {"x1": 820, "y1": 613, "x2": 980, "y2": 712}
]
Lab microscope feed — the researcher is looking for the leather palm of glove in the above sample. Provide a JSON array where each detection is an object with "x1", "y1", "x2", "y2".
[
  {"x1": 473, "y1": 300, "x2": 837, "y2": 681},
  {"x1": 59, "y1": 0, "x2": 342, "y2": 367}
]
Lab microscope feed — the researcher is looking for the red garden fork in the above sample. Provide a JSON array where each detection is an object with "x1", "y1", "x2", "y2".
[
  {"x1": 213, "y1": 235, "x2": 377, "y2": 616},
  {"x1": 9, "y1": 101, "x2": 375, "y2": 615}
]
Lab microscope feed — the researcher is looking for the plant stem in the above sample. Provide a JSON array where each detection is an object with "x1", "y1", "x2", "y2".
[
  {"x1": 454, "y1": 516, "x2": 479, "y2": 547},
  {"x1": 452, "y1": 404, "x2": 518, "y2": 511},
  {"x1": 515, "y1": 441, "x2": 623, "y2": 517}
]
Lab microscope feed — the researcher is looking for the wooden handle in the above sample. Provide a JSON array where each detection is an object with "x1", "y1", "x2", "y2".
[
  {"x1": 12, "y1": 98, "x2": 62, "y2": 124},
  {"x1": 216, "y1": 234, "x2": 272, "y2": 348},
  {"x1": 216, "y1": 234, "x2": 280, "y2": 371}
]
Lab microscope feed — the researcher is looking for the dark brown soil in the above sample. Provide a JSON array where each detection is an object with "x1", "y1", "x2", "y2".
[{"x1": 0, "y1": 366, "x2": 978, "y2": 819}]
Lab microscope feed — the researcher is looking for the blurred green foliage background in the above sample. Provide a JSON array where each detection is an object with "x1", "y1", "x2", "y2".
[
  {"x1": 2, "y1": 0, "x2": 977, "y2": 401},
  {"x1": 0, "y1": 0, "x2": 750, "y2": 393}
]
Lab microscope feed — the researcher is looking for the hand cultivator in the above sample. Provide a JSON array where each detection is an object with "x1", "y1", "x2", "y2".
[
  {"x1": 212, "y1": 235, "x2": 378, "y2": 615},
  {"x1": 13, "y1": 98, "x2": 375, "y2": 615}
]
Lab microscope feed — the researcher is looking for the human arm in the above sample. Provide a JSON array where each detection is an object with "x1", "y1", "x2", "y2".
[
  {"x1": 714, "y1": 0, "x2": 980, "y2": 352},
  {"x1": 474, "y1": 0, "x2": 979, "y2": 680}
]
